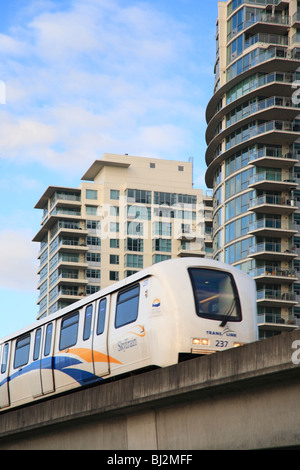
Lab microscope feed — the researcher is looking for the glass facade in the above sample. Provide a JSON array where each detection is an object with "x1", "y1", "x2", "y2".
[{"x1": 206, "y1": 0, "x2": 300, "y2": 337}]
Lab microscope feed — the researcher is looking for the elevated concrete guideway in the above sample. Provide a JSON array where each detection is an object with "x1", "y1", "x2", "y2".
[{"x1": 1, "y1": 329, "x2": 300, "y2": 450}]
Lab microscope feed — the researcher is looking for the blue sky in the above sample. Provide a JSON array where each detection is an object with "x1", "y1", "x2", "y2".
[{"x1": 0, "y1": 0, "x2": 219, "y2": 338}]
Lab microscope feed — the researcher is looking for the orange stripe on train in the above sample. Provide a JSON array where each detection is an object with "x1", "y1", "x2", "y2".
[{"x1": 64, "y1": 348, "x2": 123, "y2": 364}]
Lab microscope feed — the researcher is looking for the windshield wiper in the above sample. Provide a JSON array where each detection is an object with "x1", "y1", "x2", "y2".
[{"x1": 219, "y1": 297, "x2": 237, "y2": 328}]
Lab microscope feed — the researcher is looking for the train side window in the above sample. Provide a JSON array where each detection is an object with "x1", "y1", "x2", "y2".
[
  {"x1": 1, "y1": 343, "x2": 9, "y2": 374},
  {"x1": 33, "y1": 328, "x2": 42, "y2": 361},
  {"x1": 14, "y1": 334, "x2": 30, "y2": 369},
  {"x1": 115, "y1": 284, "x2": 140, "y2": 328},
  {"x1": 59, "y1": 312, "x2": 79, "y2": 350},
  {"x1": 83, "y1": 305, "x2": 93, "y2": 341},
  {"x1": 97, "y1": 298, "x2": 107, "y2": 335},
  {"x1": 44, "y1": 323, "x2": 53, "y2": 357}
]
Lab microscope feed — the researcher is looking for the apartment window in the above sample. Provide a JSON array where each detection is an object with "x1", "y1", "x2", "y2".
[
  {"x1": 127, "y1": 189, "x2": 151, "y2": 204},
  {"x1": 87, "y1": 236, "x2": 101, "y2": 246},
  {"x1": 125, "y1": 270, "x2": 138, "y2": 277},
  {"x1": 110, "y1": 222, "x2": 119, "y2": 233},
  {"x1": 150, "y1": 162, "x2": 156, "y2": 168},
  {"x1": 125, "y1": 254, "x2": 143, "y2": 269},
  {"x1": 126, "y1": 238, "x2": 143, "y2": 252},
  {"x1": 60, "y1": 252, "x2": 79, "y2": 263},
  {"x1": 110, "y1": 271, "x2": 119, "y2": 281},
  {"x1": 153, "y1": 222, "x2": 172, "y2": 236},
  {"x1": 86, "y1": 252, "x2": 100, "y2": 263},
  {"x1": 153, "y1": 254, "x2": 171, "y2": 263},
  {"x1": 127, "y1": 221, "x2": 143, "y2": 235},
  {"x1": 86, "y1": 269, "x2": 100, "y2": 279},
  {"x1": 87, "y1": 220, "x2": 100, "y2": 230},
  {"x1": 110, "y1": 239, "x2": 120, "y2": 248},
  {"x1": 110, "y1": 254, "x2": 119, "y2": 264},
  {"x1": 86, "y1": 206, "x2": 98, "y2": 216},
  {"x1": 86, "y1": 189, "x2": 97, "y2": 200},
  {"x1": 153, "y1": 238, "x2": 172, "y2": 252},
  {"x1": 110, "y1": 189, "x2": 120, "y2": 200},
  {"x1": 86, "y1": 285, "x2": 100, "y2": 295},
  {"x1": 127, "y1": 205, "x2": 151, "y2": 220},
  {"x1": 178, "y1": 165, "x2": 184, "y2": 171},
  {"x1": 110, "y1": 206, "x2": 119, "y2": 216}
]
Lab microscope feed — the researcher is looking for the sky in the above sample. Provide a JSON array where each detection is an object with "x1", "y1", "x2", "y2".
[{"x1": 0, "y1": 0, "x2": 219, "y2": 338}]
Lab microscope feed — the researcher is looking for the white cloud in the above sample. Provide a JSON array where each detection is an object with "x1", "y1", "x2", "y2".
[
  {"x1": 0, "y1": 0, "x2": 208, "y2": 173},
  {"x1": 0, "y1": 112, "x2": 57, "y2": 161},
  {"x1": 0, "y1": 230, "x2": 38, "y2": 291}
]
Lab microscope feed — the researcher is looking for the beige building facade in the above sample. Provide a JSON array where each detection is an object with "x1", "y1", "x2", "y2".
[
  {"x1": 206, "y1": 0, "x2": 300, "y2": 337},
  {"x1": 33, "y1": 153, "x2": 213, "y2": 319}
]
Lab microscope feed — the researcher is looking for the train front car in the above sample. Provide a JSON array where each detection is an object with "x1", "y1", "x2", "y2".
[{"x1": 149, "y1": 258, "x2": 258, "y2": 363}]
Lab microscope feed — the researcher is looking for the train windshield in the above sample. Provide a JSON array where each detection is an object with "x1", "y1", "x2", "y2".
[{"x1": 189, "y1": 268, "x2": 242, "y2": 324}]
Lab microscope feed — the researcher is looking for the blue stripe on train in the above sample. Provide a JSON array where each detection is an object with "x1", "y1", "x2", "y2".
[{"x1": 0, "y1": 356, "x2": 103, "y2": 388}]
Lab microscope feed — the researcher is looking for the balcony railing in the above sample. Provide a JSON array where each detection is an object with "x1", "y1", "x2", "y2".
[
  {"x1": 249, "y1": 194, "x2": 296, "y2": 209},
  {"x1": 258, "y1": 313, "x2": 293, "y2": 325},
  {"x1": 226, "y1": 120, "x2": 300, "y2": 151},
  {"x1": 257, "y1": 289, "x2": 296, "y2": 302},
  {"x1": 249, "y1": 242, "x2": 281, "y2": 255},
  {"x1": 244, "y1": 13, "x2": 290, "y2": 29},
  {"x1": 249, "y1": 242, "x2": 295, "y2": 257},
  {"x1": 228, "y1": 6, "x2": 290, "y2": 42},
  {"x1": 249, "y1": 147, "x2": 299, "y2": 164},
  {"x1": 226, "y1": 47, "x2": 290, "y2": 82},
  {"x1": 292, "y1": 11, "x2": 300, "y2": 25},
  {"x1": 226, "y1": 96, "x2": 300, "y2": 129},
  {"x1": 249, "y1": 219, "x2": 296, "y2": 232},
  {"x1": 249, "y1": 267, "x2": 296, "y2": 278},
  {"x1": 249, "y1": 170, "x2": 296, "y2": 186},
  {"x1": 244, "y1": 33, "x2": 289, "y2": 49}
]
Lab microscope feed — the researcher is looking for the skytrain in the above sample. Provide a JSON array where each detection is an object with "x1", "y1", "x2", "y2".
[{"x1": 0, "y1": 257, "x2": 258, "y2": 411}]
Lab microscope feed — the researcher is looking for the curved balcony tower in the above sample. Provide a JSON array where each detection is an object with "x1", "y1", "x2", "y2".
[{"x1": 205, "y1": 0, "x2": 300, "y2": 337}]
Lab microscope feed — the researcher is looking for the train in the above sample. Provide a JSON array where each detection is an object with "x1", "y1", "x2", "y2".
[{"x1": 0, "y1": 257, "x2": 258, "y2": 411}]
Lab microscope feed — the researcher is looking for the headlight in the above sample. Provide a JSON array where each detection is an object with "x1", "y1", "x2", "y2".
[{"x1": 193, "y1": 338, "x2": 210, "y2": 346}]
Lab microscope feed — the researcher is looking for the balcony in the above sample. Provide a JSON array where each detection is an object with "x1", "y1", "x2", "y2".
[
  {"x1": 257, "y1": 289, "x2": 297, "y2": 307},
  {"x1": 249, "y1": 195, "x2": 297, "y2": 215},
  {"x1": 292, "y1": 11, "x2": 300, "y2": 28},
  {"x1": 248, "y1": 242, "x2": 298, "y2": 261},
  {"x1": 243, "y1": 12, "x2": 290, "y2": 35},
  {"x1": 57, "y1": 239, "x2": 88, "y2": 253},
  {"x1": 225, "y1": 120, "x2": 300, "y2": 154},
  {"x1": 249, "y1": 147, "x2": 298, "y2": 169},
  {"x1": 258, "y1": 312, "x2": 297, "y2": 331},
  {"x1": 177, "y1": 241, "x2": 206, "y2": 258},
  {"x1": 249, "y1": 266, "x2": 297, "y2": 284},
  {"x1": 248, "y1": 170, "x2": 297, "y2": 191},
  {"x1": 226, "y1": 96, "x2": 300, "y2": 133},
  {"x1": 248, "y1": 218, "x2": 297, "y2": 237}
]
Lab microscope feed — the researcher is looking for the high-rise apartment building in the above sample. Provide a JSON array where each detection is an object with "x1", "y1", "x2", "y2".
[
  {"x1": 33, "y1": 153, "x2": 213, "y2": 319},
  {"x1": 206, "y1": 0, "x2": 300, "y2": 338}
]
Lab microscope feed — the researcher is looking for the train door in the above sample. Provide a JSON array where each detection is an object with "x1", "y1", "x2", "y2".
[
  {"x1": 30, "y1": 327, "x2": 43, "y2": 398},
  {"x1": 40, "y1": 322, "x2": 55, "y2": 394},
  {"x1": 92, "y1": 297, "x2": 111, "y2": 378},
  {"x1": 80, "y1": 303, "x2": 96, "y2": 382},
  {"x1": 0, "y1": 342, "x2": 10, "y2": 408},
  {"x1": 109, "y1": 281, "x2": 149, "y2": 373}
]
